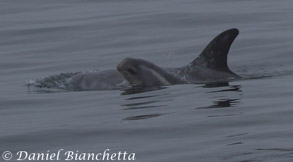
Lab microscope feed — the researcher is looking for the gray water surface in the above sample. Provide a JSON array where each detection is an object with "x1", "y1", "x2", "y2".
[{"x1": 1, "y1": 0, "x2": 293, "y2": 162}]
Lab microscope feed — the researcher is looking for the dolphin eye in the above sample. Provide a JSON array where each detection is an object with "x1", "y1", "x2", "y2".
[{"x1": 127, "y1": 68, "x2": 137, "y2": 75}]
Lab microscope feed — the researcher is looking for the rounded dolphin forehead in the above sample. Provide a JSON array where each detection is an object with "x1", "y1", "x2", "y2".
[{"x1": 117, "y1": 58, "x2": 135, "y2": 71}]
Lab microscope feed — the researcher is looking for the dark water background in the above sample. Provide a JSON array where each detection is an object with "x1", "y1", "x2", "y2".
[{"x1": 1, "y1": 0, "x2": 293, "y2": 162}]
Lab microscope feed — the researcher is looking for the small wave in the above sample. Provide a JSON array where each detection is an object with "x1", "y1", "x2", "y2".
[{"x1": 26, "y1": 72, "x2": 81, "y2": 93}]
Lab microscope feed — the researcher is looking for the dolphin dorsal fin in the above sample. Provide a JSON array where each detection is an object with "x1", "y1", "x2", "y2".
[{"x1": 191, "y1": 28, "x2": 239, "y2": 72}]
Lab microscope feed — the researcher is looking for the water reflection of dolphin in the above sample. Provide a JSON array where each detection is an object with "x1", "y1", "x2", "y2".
[{"x1": 69, "y1": 28, "x2": 240, "y2": 90}]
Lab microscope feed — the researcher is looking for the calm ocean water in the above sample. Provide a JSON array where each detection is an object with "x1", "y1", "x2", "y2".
[{"x1": 1, "y1": 0, "x2": 293, "y2": 162}]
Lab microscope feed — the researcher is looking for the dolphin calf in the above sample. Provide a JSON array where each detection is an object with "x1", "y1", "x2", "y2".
[
  {"x1": 116, "y1": 28, "x2": 240, "y2": 88},
  {"x1": 55, "y1": 28, "x2": 240, "y2": 91},
  {"x1": 117, "y1": 58, "x2": 185, "y2": 87}
]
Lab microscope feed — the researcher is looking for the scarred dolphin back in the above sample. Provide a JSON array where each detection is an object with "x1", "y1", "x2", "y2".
[{"x1": 191, "y1": 28, "x2": 239, "y2": 74}]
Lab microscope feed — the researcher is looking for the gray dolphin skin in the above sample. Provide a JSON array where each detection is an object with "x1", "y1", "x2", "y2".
[
  {"x1": 70, "y1": 28, "x2": 240, "y2": 90},
  {"x1": 116, "y1": 28, "x2": 240, "y2": 88},
  {"x1": 69, "y1": 70, "x2": 125, "y2": 90}
]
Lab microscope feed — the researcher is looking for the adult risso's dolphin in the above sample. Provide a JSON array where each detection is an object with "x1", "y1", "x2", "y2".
[
  {"x1": 66, "y1": 28, "x2": 240, "y2": 91},
  {"x1": 29, "y1": 28, "x2": 240, "y2": 91},
  {"x1": 116, "y1": 28, "x2": 240, "y2": 88}
]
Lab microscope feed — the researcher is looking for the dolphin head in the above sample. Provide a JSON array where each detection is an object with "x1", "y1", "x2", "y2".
[{"x1": 117, "y1": 58, "x2": 182, "y2": 87}]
